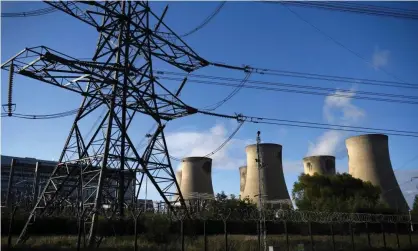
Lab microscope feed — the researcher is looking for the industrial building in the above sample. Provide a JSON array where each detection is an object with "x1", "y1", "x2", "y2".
[
  {"x1": 303, "y1": 155, "x2": 336, "y2": 176},
  {"x1": 241, "y1": 143, "x2": 291, "y2": 207},
  {"x1": 346, "y1": 134, "x2": 409, "y2": 212},
  {"x1": 0, "y1": 155, "x2": 148, "y2": 209}
]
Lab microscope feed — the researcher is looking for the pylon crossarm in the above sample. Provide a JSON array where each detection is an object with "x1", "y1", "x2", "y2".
[
  {"x1": 44, "y1": 1, "x2": 209, "y2": 71},
  {"x1": 1, "y1": 48, "x2": 197, "y2": 120}
]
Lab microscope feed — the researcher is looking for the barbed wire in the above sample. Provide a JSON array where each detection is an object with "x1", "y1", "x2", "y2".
[{"x1": 3, "y1": 200, "x2": 417, "y2": 225}]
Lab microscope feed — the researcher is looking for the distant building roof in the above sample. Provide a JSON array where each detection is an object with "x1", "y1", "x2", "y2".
[
  {"x1": 1, "y1": 155, "x2": 141, "y2": 177},
  {"x1": 1, "y1": 155, "x2": 57, "y2": 166}
]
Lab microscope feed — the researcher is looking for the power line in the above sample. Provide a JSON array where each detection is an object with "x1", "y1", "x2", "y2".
[
  {"x1": 1, "y1": 7, "x2": 57, "y2": 18},
  {"x1": 1, "y1": 109, "x2": 80, "y2": 119},
  {"x1": 169, "y1": 119, "x2": 245, "y2": 161},
  {"x1": 157, "y1": 74, "x2": 418, "y2": 105},
  {"x1": 202, "y1": 69, "x2": 252, "y2": 111},
  {"x1": 181, "y1": 2, "x2": 226, "y2": 37},
  {"x1": 262, "y1": 1, "x2": 418, "y2": 20},
  {"x1": 279, "y1": 3, "x2": 411, "y2": 85},
  {"x1": 382, "y1": 178, "x2": 418, "y2": 196},
  {"x1": 159, "y1": 70, "x2": 418, "y2": 95},
  {"x1": 395, "y1": 154, "x2": 418, "y2": 172},
  {"x1": 198, "y1": 110, "x2": 418, "y2": 138},
  {"x1": 161, "y1": 63, "x2": 418, "y2": 89}
]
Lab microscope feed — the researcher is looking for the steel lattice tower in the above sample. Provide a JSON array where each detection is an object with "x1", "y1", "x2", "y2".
[{"x1": 1, "y1": 1, "x2": 209, "y2": 247}]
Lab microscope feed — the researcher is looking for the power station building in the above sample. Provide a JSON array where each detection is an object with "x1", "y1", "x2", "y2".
[
  {"x1": 0, "y1": 155, "x2": 147, "y2": 209},
  {"x1": 346, "y1": 134, "x2": 409, "y2": 212},
  {"x1": 241, "y1": 143, "x2": 291, "y2": 207},
  {"x1": 303, "y1": 155, "x2": 336, "y2": 176}
]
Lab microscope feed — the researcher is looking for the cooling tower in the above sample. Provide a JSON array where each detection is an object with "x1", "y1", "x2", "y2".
[
  {"x1": 303, "y1": 155, "x2": 336, "y2": 176},
  {"x1": 242, "y1": 143, "x2": 291, "y2": 206},
  {"x1": 346, "y1": 134, "x2": 409, "y2": 212},
  {"x1": 239, "y1": 166, "x2": 247, "y2": 198},
  {"x1": 179, "y1": 157, "x2": 214, "y2": 200}
]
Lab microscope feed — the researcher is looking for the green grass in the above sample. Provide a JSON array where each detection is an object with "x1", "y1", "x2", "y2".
[{"x1": 1, "y1": 234, "x2": 416, "y2": 251}]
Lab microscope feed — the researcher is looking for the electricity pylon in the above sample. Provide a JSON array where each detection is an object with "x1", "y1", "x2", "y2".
[{"x1": 1, "y1": 1, "x2": 209, "y2": 247}]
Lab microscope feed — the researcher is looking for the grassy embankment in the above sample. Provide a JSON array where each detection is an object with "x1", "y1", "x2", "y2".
[{"x1": 1, "y1": 234, "x2": 417, "y2": 251}]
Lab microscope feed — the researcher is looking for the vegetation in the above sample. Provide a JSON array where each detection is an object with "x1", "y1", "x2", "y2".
[
  {"x1": 292, "y1": 173, "x2": 393, "y2": 213},
  {"x1": 412, "y1": 195, "x2": 418, "y2": 214}
]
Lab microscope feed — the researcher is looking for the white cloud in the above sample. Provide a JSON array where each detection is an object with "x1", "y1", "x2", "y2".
[
  {"x1": 372, "y1": 46, "x2": 390, "y2": 70},
  {"x1": 165, "y1": 123, "x2": 250, "y2": 171},
  {"x1": 307, "y1": 130, "x2": 345, "y2": 156},
  {"x1": 323, "y1": 87, "x2": 365, "y2": 125},
  {"x1": 307, "y1": 86, "x2": 366, "y2": 157}
]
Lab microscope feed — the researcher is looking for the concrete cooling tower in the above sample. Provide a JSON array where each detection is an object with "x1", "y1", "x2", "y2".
[
  {"x1": 179, "y1": 157, "x2": 214, "y2": 200},
  {"x1": 303, "y1": 155, "x2": 336, "y2": 176},
  {"x1": 239, "y1": 166, "x2": 247, "y2": 198},
  {"x1": 346, "y1": 134, "x2": 409, "y2": 212},
  {"x1": 242, "y1": 143, "x2": 291, "y2": 206}
]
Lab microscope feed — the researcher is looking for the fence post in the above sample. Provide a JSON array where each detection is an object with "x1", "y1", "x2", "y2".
[
  {"x1": 181, "y1": 219, "x2": 185, "y2": 251},
  {"x1": 284, "y1": 220, "x2": 289, "y2": 251},
  {"x1": 408, "y1": 222, "x2": 413, "y2": 248},
  {"x1": 257, "y1": 221, "x2": 261, "y2": 251},
  {"x1": 381, "y1": 222, "x2": 387, "y2": 248},
  {"x1": 203, "y1": 220, "x2": 207, "y2": 251},
  {"x1": 330, "y1": 223, "x2": 336, "y2": 251},
  {"x1": 395, "y1": 222, "x2": 400, "y2": 250},
  {"x1": 224, "y1": 220, "x2": 228, "y2": 251},
  {"x1": 308, "y1": 221, "x2": 314, "y2": 251},
  {"x1": 134, "y1": 214, "x2": 140, "y2": 251},
  {"x1": 76, "y1": 208, "x2": 85, "y2": 251},
  {"x1": 7, "y1": 206, "x2": 18, "y2": 248},
  {"x1": 350, "y1": 222, "x2": 355, "y2": 251},
  {"x1": 366, "y1": 222, "x2": 371, "y2": 248}
]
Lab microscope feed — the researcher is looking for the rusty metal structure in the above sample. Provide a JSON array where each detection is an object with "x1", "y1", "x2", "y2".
[{"x1": 1, "y1": 1, "x2": 213, "y2": 247}]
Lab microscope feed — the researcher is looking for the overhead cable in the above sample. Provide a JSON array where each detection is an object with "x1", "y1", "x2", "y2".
[
  {"x1": 169, "y1": 118, "x2": 245, "y2": 161},
  {"x1": 1, "y1": 108, "x2": 80, "y2": 119},
  {"x1": 279, "y1": 3, "x2": 410, "y2": 85},
  {"x1": 197, "y1": 110, "x2": 418, "y2": 138},
  {"x1": 157, "y1": 75, "x2": 418, "y2": 105},
  {"x1": 181, "y1": 2, "x2": 227, "y2": 37},
  {"x1": 202, "y1": 68, "x2": 252, "y2": 111},
  {"x1": 381, "y1": 178, "x2": 418, "y2": 195},
  {"x1": 160, "y1": 66, "x2": 418, "y2": 89},
  {"x1": 394, "y1": 154, "x2": 418, "y2": 172},
  {"x1": 1, "y1": 7, "x2": 57, "y2": 18},
  {"x1": 262, "y1": 1, "x2": 418, "y2": 20}
]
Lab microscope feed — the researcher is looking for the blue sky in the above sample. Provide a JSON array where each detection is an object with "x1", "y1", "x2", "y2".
[{"x1": 1, "y1": 2, "x2": 418, "y2": 207}]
